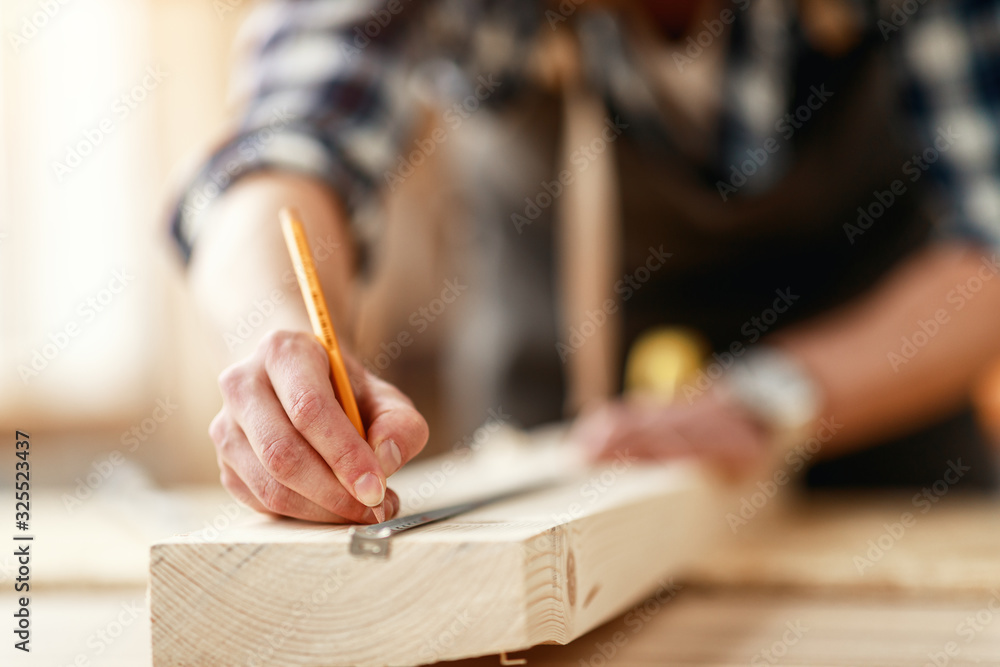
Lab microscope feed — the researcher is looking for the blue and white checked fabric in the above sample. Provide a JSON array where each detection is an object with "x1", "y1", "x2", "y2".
[
  {"x1": 896, "y1": 0, "x2": 1000, "y2": 248},
  {"x1": 170, "y1": 0, "x2": 1000, "y2": 261}
]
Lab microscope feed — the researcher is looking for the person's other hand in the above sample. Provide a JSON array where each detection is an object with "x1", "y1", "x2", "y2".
[
  {"x1": 209, "y1": 330, "x2": 429, "y2": 523},
  {"x1": 570, "y1": 391, "x2": 770, "y2": 478}
]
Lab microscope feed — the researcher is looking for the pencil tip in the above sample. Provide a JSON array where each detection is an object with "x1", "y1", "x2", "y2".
[{"x1": 373, "y1": 505, "x2": 386, "y2": 524}]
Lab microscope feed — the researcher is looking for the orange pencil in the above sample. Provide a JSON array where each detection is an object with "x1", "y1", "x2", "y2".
[{"x1": 280, "y1": 207, "x2": 384, "y2": 523}]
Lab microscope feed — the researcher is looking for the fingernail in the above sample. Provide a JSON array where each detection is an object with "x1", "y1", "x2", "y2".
[
  {"x1": 353, "y1": 472, "x2": 385, "y2": 507},
  {"x1": 376, "y1": 439, "x2": 402, "y2": 476}
]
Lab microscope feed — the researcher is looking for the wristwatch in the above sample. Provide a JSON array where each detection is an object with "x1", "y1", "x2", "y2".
[{"x1": 722, "y1": 346, "x2": 823, "y2": 436}]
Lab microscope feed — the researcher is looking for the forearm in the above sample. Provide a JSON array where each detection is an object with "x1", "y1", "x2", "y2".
[
  {"x1": 775, "y1": 242, "x2": 1000, "y2": 454},
  {"x1": 187, "y1": 172, "x2": 359, "y2": 368}
]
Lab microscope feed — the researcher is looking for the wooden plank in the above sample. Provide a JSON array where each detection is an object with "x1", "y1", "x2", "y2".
[
  {"x1": 12, "y1": 478, "x2": 253, "y2": 589},
  {"x1": 149, "y1": 430, "x2": 722, "y2": 666}
]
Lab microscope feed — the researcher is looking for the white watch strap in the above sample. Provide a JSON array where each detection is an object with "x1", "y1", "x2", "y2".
[{"x1": 724, "y1": 346, "x2": 822, "y2": 434}]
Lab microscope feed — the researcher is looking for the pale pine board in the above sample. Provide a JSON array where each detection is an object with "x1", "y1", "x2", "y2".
[{"x1": 149, "y1": 429, "x2": 722, "y2": 666}]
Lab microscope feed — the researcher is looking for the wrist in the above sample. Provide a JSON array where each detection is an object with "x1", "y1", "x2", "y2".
[{"x1": 719, "y1": 345, "x2": 824, "y2": 445}]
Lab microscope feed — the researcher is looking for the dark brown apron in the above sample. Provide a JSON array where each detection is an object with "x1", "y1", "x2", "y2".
[{"x1": 456, "y1": 37, "x2": 997, "y2": 490}]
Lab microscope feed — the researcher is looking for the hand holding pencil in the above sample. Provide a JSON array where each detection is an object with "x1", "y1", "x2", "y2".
[
  {"x1": 281, "y1": 208, "x2": 386, "y2": 522},
  {"x1": 207, "y1": 206, "x2": 429, "y2": 524}
]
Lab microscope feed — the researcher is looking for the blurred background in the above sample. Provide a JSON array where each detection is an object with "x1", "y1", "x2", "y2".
[
  {"x1": 1, "y1": 0, "x2": 251, "y2": 485},
  {"x1": 2, "y1": 0, "x2": 1000, "y2": 487},
  {"x1": 3, "y1": 2, "x2": 1000, "y2": 665},
  {"x1": 0, "y1": 0, "x2": 471, "y2": 489}
]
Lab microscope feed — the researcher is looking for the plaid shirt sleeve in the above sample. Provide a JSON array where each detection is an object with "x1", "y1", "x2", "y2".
[
  {"x1": 170, "y1": 0, "x2": 419, "y2": 263},
  {"x1": 896, "y1": 0, "x2": 1000, "y2": 249}
]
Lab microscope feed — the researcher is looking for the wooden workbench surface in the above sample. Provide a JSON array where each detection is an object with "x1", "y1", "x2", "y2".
[
  {"x1": 5, "y1": 473, "x2": 1000, "y2": 665},
  {"x1": 7, "y1": 585, "x2": 1000, "y2": 666},
  {"x1": 453, "y1": 587, "x2": 1000, "y2": 666}
]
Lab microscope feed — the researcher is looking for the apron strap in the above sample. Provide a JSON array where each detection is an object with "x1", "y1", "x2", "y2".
[{"x1": 541, "y1": 29, "x2": 623, "y2": 415}]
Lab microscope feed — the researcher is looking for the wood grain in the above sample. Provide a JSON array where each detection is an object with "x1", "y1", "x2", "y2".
[
  {"x1": 451, "y1": 587, "x2": 1000, "y2": 667},
  {"x1": 688, "y1": 490, "x2": 1000, "y2": 594},
  {"x1": 149, "y1": 432, "x2": 722, "y2": 666}
]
